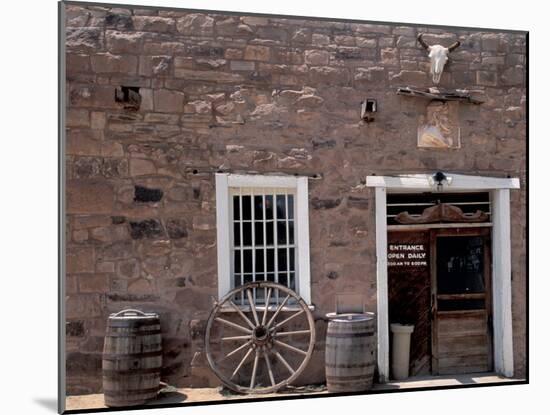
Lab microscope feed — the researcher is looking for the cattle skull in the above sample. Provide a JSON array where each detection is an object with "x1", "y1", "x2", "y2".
[{"x1": 417, "y1": 34, "x2": 461, "y2": 84}]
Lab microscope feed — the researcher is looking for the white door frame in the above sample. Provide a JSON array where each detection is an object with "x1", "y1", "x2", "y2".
[{"x1": 366, "y1": 173, "x2": 520, "y2": 382}]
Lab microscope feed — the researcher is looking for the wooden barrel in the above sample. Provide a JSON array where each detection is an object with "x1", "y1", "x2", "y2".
[
  {"x1": 325, "y1": 312, "x2": 376, "y2": 393},
  {"x1": 102, "y1": 309, "x2": 162, "y2": 407}
]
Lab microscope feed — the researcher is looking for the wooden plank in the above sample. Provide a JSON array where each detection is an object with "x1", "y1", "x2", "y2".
[
  {"x1": 438, "y1": 314, "x2": 486, "y2": 337},
  {"x1": 439, "y1": 354, "x2": 489, "y2": 368},
  {"x1": 438, "y1": 335, "x2": 488, "y2": 356},
  {"x1": 366, "y1": 174, "x2": 520, "y2": 191},
  {"x1": 438, "y1": 364, "x2": 489, "y2": 375},
  {"x1": 388, "y1": 223, "x2": 492, "y2": 231},
  {"x1": 437, "y1": 293, "x2": 486, "y2": 300},
  {"x1": 215, "y1": 173, "x2": 231, "y2": 299}
]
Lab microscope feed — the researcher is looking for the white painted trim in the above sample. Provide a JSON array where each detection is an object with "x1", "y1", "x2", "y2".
[
  {"x1": 215, "y1": 173, "x2": 231, "y2": 300},
  {"x1": 368, "y1": 173, "x2": 519, "y2": 381},
  {"x1": 228, "y1": 174, "x2": 299, "y2": 188},
  {"x1": 492, "y1": 189, "x2": 514, "y2": 377},
  {"x1": 296, "y1": 177, "x2": 312, "y2": 305},
  {"x1": 375, "y1": 187, "x2": 390, "y2": 383},
  {"x1": 215, "y1": 173, "x2": 312, "y2": 304},
  {"x1": 366, "y1": 173, "x2": 520, "y2": 191}
]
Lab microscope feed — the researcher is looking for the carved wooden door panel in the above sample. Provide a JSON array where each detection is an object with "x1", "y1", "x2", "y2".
[
  {"x1": 388, "y1": 231, "x2": 432, "y2": 376},
  {"x1": 431, "y1": 228, "x2": 493, "y2": 375}
]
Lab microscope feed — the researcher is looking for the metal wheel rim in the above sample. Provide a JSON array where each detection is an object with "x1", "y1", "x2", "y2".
[{"x1": 205, "y1": 282, "x2": 316, "y2": 394}]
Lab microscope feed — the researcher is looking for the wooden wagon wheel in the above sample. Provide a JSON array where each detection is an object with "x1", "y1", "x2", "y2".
[{"x1": 205, "y1": 281, "x2": 316, "y2": 394}]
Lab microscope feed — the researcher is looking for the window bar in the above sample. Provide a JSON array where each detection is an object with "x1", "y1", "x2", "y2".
[
  {"x1": 273, "y1": 190, "x2": 279, "y2": 304},
  {"x1": 251, "y1": 189, "x2": 256, "y2": 304},
  {"x1": 262, "y1": 194, "x2": 268, "y2": 306},
  {"x1": 285, "y1": 193, "x2": 291, "y2": 294},
  {"x1": 239, "y1": 189, "x2": 244, "y2": 305}
]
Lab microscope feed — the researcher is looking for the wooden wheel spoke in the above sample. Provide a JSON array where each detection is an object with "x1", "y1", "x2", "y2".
[
  {"x1": 274, "y1": 339, "x2": 308, "y2": 356},
  {"x1": 219, "y1": 340, "x2": 252, "y2": 362},
  {"x1": 271, "y1": 309, "x2": 305, "y2": 331},
  {"x1": 228, "y1": 300, "x2": 256, "y2": 330},
  {"x1": 215, "y1": 317, "x2": 252, "y2": 334},
  {"x1": 264, "y1": 351, "x2": 276, "y2": 387},
  {"x1": 274, "y1": 330, "x2": 311, "y2": 337},
  {"x1": 246, "y1": 289, "x2": 260, "y2": 326},
  {"x1": 273, "y1": 350, "x2": 295, "y2": 375},
  {"x1": 205, "y1": 282, "x2": 315, "y2": 394},
  {"x1": 261, "y1": 287, "x2": 272, "y2": 326},
  {"x1": 250, "y1": 350, "x2": 260, "y2": 389},
  {"x1": 266, "y1": 294, "x2": 291, "y2": 329},
  {"x1": 221, "y1": 335, "x2": 251, "y2": 341},
  {"x1": 231, "y1": 347, "x2": 254, "y2": 380}
]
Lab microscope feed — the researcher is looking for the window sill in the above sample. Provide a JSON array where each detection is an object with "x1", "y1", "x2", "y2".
[{"x1": 219, "y1": 304, "x2": 315, "y2": 313}]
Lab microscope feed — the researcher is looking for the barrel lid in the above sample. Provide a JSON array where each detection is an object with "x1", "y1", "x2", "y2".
[
  {"x1": 108, "y1": 309, "x2": 159, "y2": 320},
  {"x1": 326, "y1": 312, "x2": 375, "y2": 322}
]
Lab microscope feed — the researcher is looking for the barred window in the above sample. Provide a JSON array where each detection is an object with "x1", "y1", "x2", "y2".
[
  {"x1": 231, "y1": 189, "x2": 296, "y2": 304},
  {"x1": 215, "y1": 174, "x2": 311, "y2": 305}
]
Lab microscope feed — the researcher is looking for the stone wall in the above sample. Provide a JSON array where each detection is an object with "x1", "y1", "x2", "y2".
[{"x1": 64, "y1": 3, "x2": 527, "y2": 394}]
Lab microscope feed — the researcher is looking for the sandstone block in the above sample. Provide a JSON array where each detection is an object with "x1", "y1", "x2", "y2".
[
  {"x1": 153, "y1": 89, "x2": 185, "y2": 113},
  {"x1": 244, "y1": 45, "x2": 271, "y2": 61},
  {"x1": 501, "y1": 67, "x2": 524, "y2": 86},
  {"x1": 91, "y1": 53, "x2": 137, "y2": 74},
  {"x1": 230, "y1": 60, "x2": 255, "y2": 71},
  {"x1": 390, "y1": 70, "x2": 428, "y2": 85},
  {"x1": 79, "y1": 274, "x2": 109, "y2": 293},
  {"x1": 129, "y1": 158, "x2": 156, "y2": 176},
  {"x1": 67, "y1": 109, "x2": 90, "y2": 127},
  {"x1": 174, "y1": 68, "x2": 244, "y2": 83},
  {"x1": 132, "y1": 16, "x2": 175, "y2": 32},
  {"x1": 312, "y1": 34, "x2": 330, "y2": 47},
  {"x1": 476, "y1": 70, "x2": 498, "y2": 86},
  {"x1": 67, "y1": 180, "x2": 115, "y2": 214},
  {"x1": 308, "y1": 66, "x2": 350, "y2": 85},
  {"x1": 184, "y1": 100, "x2": 211, "y2": 114},
  {"x1": 304, "y1": 49, "x2": 330, "y2": 65},
  {"x1": 106, "y1": 30, "x2": 145, "y2": 53},
  {"x1": 176, "y1": 14, "x2": 214, "y2": 36},
  {"x1": 66, "y1": 27, "x2": 104, "y2": 52},
  {"x1": 67, "y1": 246, "x2": 95, "y2": 273}
]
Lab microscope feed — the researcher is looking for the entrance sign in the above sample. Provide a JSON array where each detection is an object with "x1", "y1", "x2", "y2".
[{"x1": 388, "y1": 244, "x2": 428, "y2": 267}]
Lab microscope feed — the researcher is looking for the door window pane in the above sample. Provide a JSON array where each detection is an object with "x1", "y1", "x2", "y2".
[{"x1": 437, "y1": 236, "x2": 485, "y2": 294}]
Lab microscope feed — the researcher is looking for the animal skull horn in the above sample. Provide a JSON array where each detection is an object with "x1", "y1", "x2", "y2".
[{"x1": 417, "y1": 33, "x2": 461, "y2": 84}]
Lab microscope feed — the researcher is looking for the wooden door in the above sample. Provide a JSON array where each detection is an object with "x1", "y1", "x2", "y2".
[
  {"x1": 388, "y1": 231, "x2": 432, "y2": 376},
  {"x1": 431, "y1": 228, "x2": 493, "y2": 375}
]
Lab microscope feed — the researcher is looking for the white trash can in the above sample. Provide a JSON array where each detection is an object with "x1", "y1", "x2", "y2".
[{"x1": 390, "y1": 323, "x2": 415, "y2": 380}]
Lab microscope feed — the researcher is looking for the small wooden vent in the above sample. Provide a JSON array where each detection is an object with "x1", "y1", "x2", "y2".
[{"x1": 387, "y1": 192, "x2": 491, "y2": 226}]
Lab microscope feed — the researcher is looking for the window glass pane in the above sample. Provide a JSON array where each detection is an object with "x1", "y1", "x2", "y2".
[
  {"x1": 266, "y1": 220, "x2": 274, "y2": 245},
  {"x1": 266, "y1": 249, "x2": 275, "y2": 272},
  {"x1": 256, "y1": 252, "x2": 265, "y2": 274},
  {"x1": 276, "y1": 195, "x2": 286, "y2": 219},
  {"x1": 254, "y1": 222, "x2": 264, "y2": 245},
  {"x1": 287, "y1": 195, "x2": 294, "y2": 219},
  {"x1": 242, "y1": 195, "x2": 251, "y2": 220},
  {"x1": 277, "y1": 221, "x2": 287, "y2": 244},
  {"x1": 243, "y1": 222, "x2": 252, "y2": 246},
  {"x1": 243, "y1": 274, "x2": 253, "y2": 285},
  {"x1": 233, "y1": 223, "x2": 241, "y2": 246},
  {"x1": 289, "y1": 248, "x2": 295, "y2": 271},
  {"x1": 265, "y1": 195, "x2": 273, "y2": 219},
  {"x1": 289, "y1": 272, "x2": 295, "y2": 291},
  {"x1": 243, "y1": 250, "x2": 252, "y2": 273},
  {"x1": 437, "y1": 236, "x2": 485, "y2": 294},
  {"x1": 278, "y1": 273, "x2": 288, "y2": 287},
  {"x1": 278, "y1": 248, "x2": 287, "y2": 271},
  {"x1": 266, "y1": 273, "x2": 275, "y2": 283},
  {"x1": 234, "y1": 250, "x2": 241, "y2": 273},
  {"x1": 233, "y1": 196, "x2": 240, "y2": 220},
  {"x1": 254, "y1": 195, "x2": 264, "y2": 220},
  {"x1": 288, "y1": 220, "x2": 294, "y2": 244}
]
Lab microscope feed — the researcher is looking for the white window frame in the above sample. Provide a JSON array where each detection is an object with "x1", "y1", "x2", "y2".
[{"x1": 215, "y1": 173, "x2": 311, "y2": 304}]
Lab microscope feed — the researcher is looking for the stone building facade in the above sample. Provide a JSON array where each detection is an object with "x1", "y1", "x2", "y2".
[{"x1": 63, "y1": 2, "x2": 527, "y2": 395}]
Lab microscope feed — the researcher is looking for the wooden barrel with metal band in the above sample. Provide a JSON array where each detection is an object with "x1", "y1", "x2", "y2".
[
  {"x1": 325, "y1": 312, "x2": 376, "y2": 393},
  {"x1": 102, "y1": 309, "x2": 162, "y2": 407}
]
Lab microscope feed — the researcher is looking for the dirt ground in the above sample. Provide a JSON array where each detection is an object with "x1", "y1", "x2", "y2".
[
  {"x1": 66, "y1": 384, "x2": 327, "y2": 410},
  {"x1": 65, "y1": 374, "x2": 521, "y2": 411}
]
